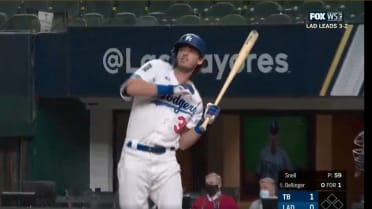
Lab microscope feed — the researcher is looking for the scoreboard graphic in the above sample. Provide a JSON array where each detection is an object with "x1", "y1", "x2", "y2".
[{"x1": 277, "y1": 171, "x2": 346, "y2": 209}]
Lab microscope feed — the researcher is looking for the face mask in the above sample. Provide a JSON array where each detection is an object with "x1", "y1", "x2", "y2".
[
  {"x1": 260, "y1": 189, "x2": 270, "y2": 198},
  {"x1": 205, "y1": 184, "x2": 219, "y2": 196}
]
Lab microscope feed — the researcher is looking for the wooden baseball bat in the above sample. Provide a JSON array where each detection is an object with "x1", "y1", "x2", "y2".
[{"x1": 200, "y1": 30, "x2": 259, "y2": 131}]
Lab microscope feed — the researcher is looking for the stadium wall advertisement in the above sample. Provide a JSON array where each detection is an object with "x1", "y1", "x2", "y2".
[
  {"x1": 66, "y1": 25, "x2": 363, "y2": 97},
  {"x1": 1, "y1": 25, "x2": 364, "y2": 98}
]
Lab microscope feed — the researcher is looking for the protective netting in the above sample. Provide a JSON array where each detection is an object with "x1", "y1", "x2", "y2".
[{"x1": 352, "y1": 130, "x2": 364, "y2": 178}]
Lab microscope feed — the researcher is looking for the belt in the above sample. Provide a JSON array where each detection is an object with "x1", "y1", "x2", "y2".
[{"x1": 126, "y1": 141, "x2": 176, "y2": 154}]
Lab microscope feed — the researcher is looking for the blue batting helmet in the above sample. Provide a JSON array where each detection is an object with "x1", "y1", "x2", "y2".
[{"x1": 173, "y1": 33, "x2": 206, "y2": 57}]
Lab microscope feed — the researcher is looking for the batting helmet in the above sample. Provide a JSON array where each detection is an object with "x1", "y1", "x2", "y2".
[{"x1": 173, "y1": 33, "x2": 206, "y2": 57}]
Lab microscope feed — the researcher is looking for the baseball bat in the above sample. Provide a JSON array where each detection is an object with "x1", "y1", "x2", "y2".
[{"x1": 200, "y1": 30, "x2": 259, "y2": 131}]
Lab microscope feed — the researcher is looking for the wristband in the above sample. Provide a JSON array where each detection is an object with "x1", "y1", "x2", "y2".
[{"x1": 157, "y1": 85, "x2": 174, "y2": 96}]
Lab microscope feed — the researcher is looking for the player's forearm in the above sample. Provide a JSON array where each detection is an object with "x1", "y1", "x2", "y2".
[
  {"x1": 179, "y1": 129, "x2": 202, "y2": 150},
  {"x1": 124, "y1": 79, "x2": 186, "y2": 97},
  {"x1": 125, "y1": 78, "x2": 158, "y2": 97}
]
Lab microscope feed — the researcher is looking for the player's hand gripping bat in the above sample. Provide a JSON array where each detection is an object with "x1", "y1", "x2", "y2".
[{"x1": 200, "y1": 30, "x2": 259, "y2": 131}]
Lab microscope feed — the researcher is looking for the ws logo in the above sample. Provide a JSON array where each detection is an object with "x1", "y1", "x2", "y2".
[{"x1": 308, "y1": 12, "x2": 343, "y2": 22}]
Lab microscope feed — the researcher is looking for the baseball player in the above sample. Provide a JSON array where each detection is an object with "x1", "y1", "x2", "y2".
[
  {"x1": 117, "y1": 33, "x2": 220, "y2": 209},
  {"x1": 256, "y1": 120, "x2": 293, "y2": 182}
]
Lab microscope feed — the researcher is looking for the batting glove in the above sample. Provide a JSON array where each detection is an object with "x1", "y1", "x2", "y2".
[
  {"x1": 194, "y1": 120, "x2": 205, "y2": 135},
  {"x1": 204, "y1": 103, "x2": 220, "y2": 124}
]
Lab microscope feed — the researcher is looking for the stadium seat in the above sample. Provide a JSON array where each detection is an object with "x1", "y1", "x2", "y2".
[
  {"x1": 206, "y1": 2, "x2": 237, "y2": 17},
  {"x1": 136, "y1": 15, "x2": 159, "y2": 26},
  {"x1": 2, "y1": 13, "x2": 40, "y2": 32},
  {"x1": 280, "y1": 0, "x2": 301, "y2": 10},
  {"x1": 147, "y1": 11, "x2": 168, "y2": 24},
  {"x1": 201, "y1": 16, "x2": 218, "y2": 25},
  {"x1": 323, "y1": 1, "x2": 339, "y2": 11},
  {"x1": 147, "y1": 11, "x2": 166, "y2": 19},
  {"x1": 85, "y1": 1, "x2": 114, "y2": 18},
  {"x1": 148, "y1": 11, "x2": 166, "y2": 19},
  {"x1": 82, "y1": 12, "x2": 104, "y2": 26},
  {"x1": 338, "y1": 1, "x2": 363, "y2": 14},
  {"x1": 0, "y1": 1, "x2": 22, "y2": 17},
  {"x1": 186, "y1": 1, "x2": 212, "y2": 16},
  {"x1": 299, "y1": 0, "x2": 326, "y2": 12},
  {"x1": 250, "y1": 1, "x2": 282, "y2": 19},
  {"x1": 175, "y1": 14, "x2": 201, "y2": 25},
  {"x1": 339, "y1": 1, "x2": 364, "y2": 24},
  {"x1": 216, "y1": 0, "x2": 243, "y2": 8},
  {"x1": 219, "y1": 14, "x2": 246, "y2": 25},
  {"x1": 246, "y1": 17, "x2": 261, "y2": 25},
  {"x1": 49, "y1": 0, "x2": 81, "y2": 17},
  {"x1": 215, "y1": 0, "x2": 243, "y2": 13},
  {"x1": 115, "y1": 1, "x2": 148, "y2": 17},
  {"x1": 108, "y1": 12, "x2": 137, "y2": 26},
  {"x1": 298, "y1": 0, "x2": 326, "y2": 21},
  {"x1": 147, "y1": 1, "x2": 171, "y2": 13},
  {"x1": 262, "y1": 13, "x2": 293, "y2": 25},
  {"x1": 166, "y1": 3, "x2": 193, "y2": 19},
  {"x1": 68, "y1": 17, "x2": 87, "y2": 27},
  {"x1": 280, "y1": 6, "x2": 299, "y2": 18},
  {"x1": 21, "y1": 1, "x2": 51, "y2": 14}
]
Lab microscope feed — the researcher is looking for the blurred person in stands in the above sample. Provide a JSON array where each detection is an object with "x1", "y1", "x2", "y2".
[
  {"x1": 256, "y1": 120, "x2": 293, "y2": 182},
  {"x1": 192, "y1": 172, "x2": 239, "y2": 209},
  {"x1": 249, "y1": 177, "x2": 277, "y2": 209}
]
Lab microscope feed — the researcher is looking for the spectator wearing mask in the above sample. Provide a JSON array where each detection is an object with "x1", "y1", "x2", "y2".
[
  {"x1": 249, "y1": 177, "x2": 277, "y2": 209},
  {"x1": 192, "y1": 172, "x2": 239, "y2": 209}
]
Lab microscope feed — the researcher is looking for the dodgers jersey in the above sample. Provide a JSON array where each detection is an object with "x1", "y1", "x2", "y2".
[{"x1": 120, "y1": 59, "x2": 204, "y2": 149}]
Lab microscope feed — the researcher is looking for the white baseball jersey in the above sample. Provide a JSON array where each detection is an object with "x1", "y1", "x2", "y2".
[{"x1": 120, "y1": 59, "x2": 203, "y2": 149}]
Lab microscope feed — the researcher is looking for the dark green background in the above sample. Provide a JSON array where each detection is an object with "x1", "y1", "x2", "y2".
[
  {"x1": 27, "y1": 99, "x2": 90, "y2": 195},
  {"x1": 243, "y1": 116, "x2": 310, "y2": 173}
]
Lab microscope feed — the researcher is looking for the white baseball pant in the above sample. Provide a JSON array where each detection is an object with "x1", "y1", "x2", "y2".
[{"x1": 117, "y1": 146, "x2": 183, "y2": 209}]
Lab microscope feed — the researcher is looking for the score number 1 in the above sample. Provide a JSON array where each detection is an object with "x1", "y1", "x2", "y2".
[
  {"x1": 278, "y1": 191, "x2": 319, "y2": 209},
  {"x1": 309, "y1": 193, "x2": 315, "y2": 209}
]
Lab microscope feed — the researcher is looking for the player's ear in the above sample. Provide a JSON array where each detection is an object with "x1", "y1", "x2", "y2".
[
  {"x1": 196, "y1": 56, "x2": 202, "y2": 65},
  {"x1": 198, "y1": 57, "x2": 207, "y2": 67},
  {"x1": 193, "y1": 58, "x2": 207, "y2": 75}
]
